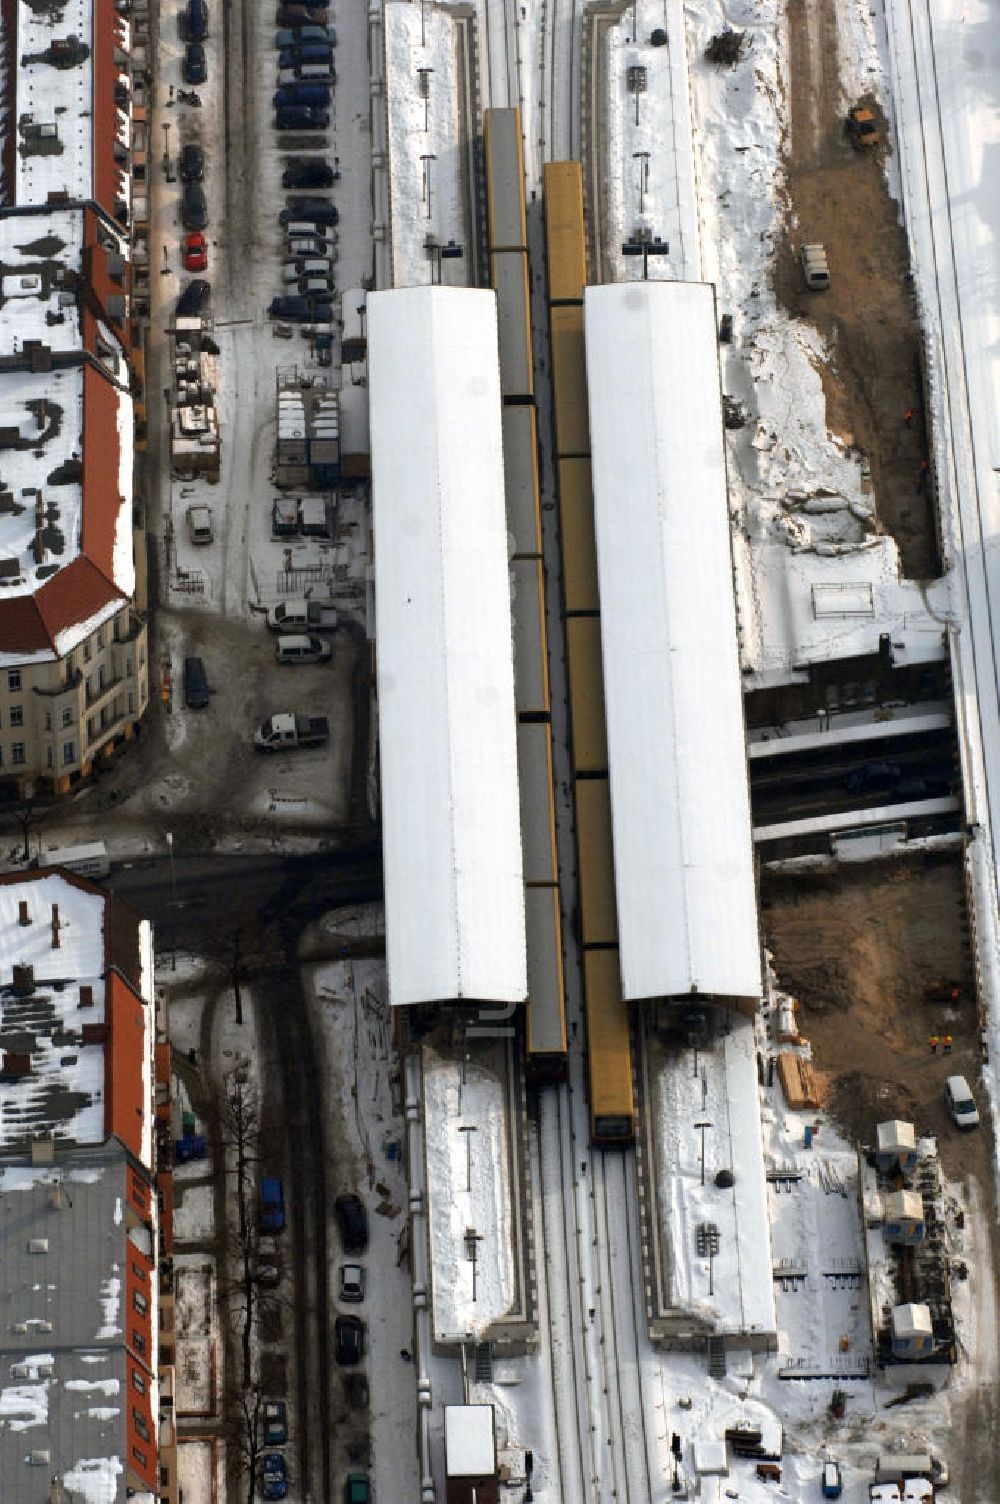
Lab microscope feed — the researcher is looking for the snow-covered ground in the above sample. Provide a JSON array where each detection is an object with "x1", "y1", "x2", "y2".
[
  {"x1": 880, "y1": 0, "x2": 1000, "y2": 1171},
  {"x1": 304, "y1": 948, "x2": 417, "y2": 1502}
]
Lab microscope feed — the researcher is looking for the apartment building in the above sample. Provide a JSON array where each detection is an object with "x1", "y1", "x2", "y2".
[
  {"x1": 0, "y1": 868, "x2": 175, "y2": 1502},
  {"x1": 0, "y1": 0, "x2": 151, "y2": 796}
]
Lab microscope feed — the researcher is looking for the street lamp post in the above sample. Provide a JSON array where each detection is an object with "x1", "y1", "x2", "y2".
[
  {"x1": 633, "y1": 149, "x2": 650, "y2": 216},
  {"x1": 420, "y1": 153, "x2": 437, "y2": 220},
  {"x1": 621, "y1": 235, "x2": 670, "y2": 279},
  {"x1": 165, "y1": 832, "x2": 177, "y2": 971},
  {"x1": 162, "y1": 121, "x2": 173, "y2": 182}
]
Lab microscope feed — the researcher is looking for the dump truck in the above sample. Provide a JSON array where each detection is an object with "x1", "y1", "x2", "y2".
[
  {"x1": 847, "y1": 103, "x2": 878, "y2": 149},
  {"x1": 254, "y1": 712, "x2": 330, "y2": 751}
]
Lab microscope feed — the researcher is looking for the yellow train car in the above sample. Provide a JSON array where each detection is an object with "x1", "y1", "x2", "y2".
[
  {"x1": 557, "y1": 457, "x2": 600, "y2": 615},
  {"x1": 511, "y1": 556, "x2": 551, "y2": 718},
  {"x1": 485, "y1": 107, "x2": 528, "y2": 252},
  {"x1": 584, "y1": 948, "x2": 635, "y2": 1144},
  {"x1": 543, "y1": 161, "x2": 587, "y2": 304},
  {"x1": 575, "y1": 776, "x2": 618, "y2": 948},
  {"x1": 502, "y1": 406, "x2": 543, "y2": 558},
  {"x1": 525, "y1": 882, "x2": 568, "y2": 1074},
  {"x1": 492, "y1": 248, "x2": 534, "y2": 402},
  {"x1": 565, "y1": 615, "x2": 608, "y2": 775},
  {"x1": 517, "y1": 722, "x2": 559, "y2": 887},
  {"x1": 549, "y1": 304, "x2": 591, "y2": 458}
]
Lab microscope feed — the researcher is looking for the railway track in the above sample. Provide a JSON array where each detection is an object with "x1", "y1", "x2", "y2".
[
  {"x1": 593, "y1": 1149, "x2": 656, "y2": 1504},
  {"x1": 886, "y1": 0, "x2": 1000, "y2": 843}
]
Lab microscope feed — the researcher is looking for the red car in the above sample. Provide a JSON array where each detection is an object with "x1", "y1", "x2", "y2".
[{"x1": 182, "y1": 231, "x2": 208, "y2": 271}]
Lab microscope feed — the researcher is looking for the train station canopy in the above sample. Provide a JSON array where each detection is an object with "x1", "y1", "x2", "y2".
[
  {"x1": 584, "y1": 282, "x2": 762, "y2": 1004},
  {"x1": 368, "y1": 288, "x2": 527, "y2": 1007}
]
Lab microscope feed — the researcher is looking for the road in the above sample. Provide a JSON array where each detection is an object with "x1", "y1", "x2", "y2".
[{"x1": 106, "y1": 845, "x2": 382, "y2": 937}]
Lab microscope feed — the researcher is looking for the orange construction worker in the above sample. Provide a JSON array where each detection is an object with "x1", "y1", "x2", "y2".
[
  {"x1": 928, "y1": 1035, "x2": 939, "y2": 1055},
  {"x1": 904, "y1": 408, "x2": 915, "y2": 426},
  {"x1": 942, "y1": 1035, "x2": 953, "y2": 1055}
]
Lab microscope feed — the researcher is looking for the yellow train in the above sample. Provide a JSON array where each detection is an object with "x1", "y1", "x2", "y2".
[
  {"x1": 543, "y1": 159, "x2": 636, "y2": 1144},
  {"x1": 487, "y1": 110, "x2": 567, "y2": 1081}
]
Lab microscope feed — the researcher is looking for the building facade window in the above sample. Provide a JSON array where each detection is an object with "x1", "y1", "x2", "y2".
[
  {"x1": 131, "y1": 1369, "x2": 146, "y2": 1394},
  {"x1": 9, "y1": 705, "x2": 23, "y2": 727},
  {"x1": 62, "y1": 741, "x2": 75, "y2": 766},
  {"x1": 12, "y1": 744, "x2": 25, "y2": 766},
  {"x1": 133, "y1": 1289, "x2": 148, "y2": 1315},
  {"x1": 84, "y1": 640, "x2": 92, "y2": 662},
  {"x1": 62, "y1": 707, "x2": 72, "y2": 727},
  {"x1": 7, "y1": 670, "x2": 20, "y2": 691},
  {"x1": 132, "y1": 1447, "x2": 147, "y2": 1468}
]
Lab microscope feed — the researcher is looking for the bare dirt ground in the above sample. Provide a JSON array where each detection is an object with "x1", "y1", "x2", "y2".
[
  {"x1": 762, "y1": 851, "x2": 1000, "y2": 1497},
  {"x1": 777, "y1": 0, "x2": 939, "y2": 580},
  {"x1": 761, "y1": 852, "x2": 984, "y2": 1173}
]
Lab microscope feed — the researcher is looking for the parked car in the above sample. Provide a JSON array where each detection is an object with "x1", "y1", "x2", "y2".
[
  {"x1": 260, "y1": 1176, "x2": 286, "y2": 1231},
  {"x1": 296, "y1": 276, "x2": 334, "y2": 296},
  {"x1": 278, "y1": 45, "x2": 333, "y2": 68},
  {"x1": 180, "y1": 142, "x2": 205, "y2": 182},
  {"x1": 285, "y1": 196, "x2": 338, "y2": 224},
  {"x1": 183, "y1": 231, "x2": 208, "y2": 271},
  {"x1": 334, "y1": 1314, "x2": 364, "y2": 1365},
  {"x1": 268, "y1": 295, "x2": 333, "y2": 322},
  {"x1": 186, "y1": 504, "x2": 213, "y2": 544},
  {"x1": 181, "y1": 183, "x2": 208, "y2": 230},
  {"x1": 275, "y1": 633, "x2": 332, "y2": 665},
  {"x1": 176, "y1": 279, "x2": 210, "y2": 318},
  {"x1": 945, "y1": 1074, "x2": 980, "y2": 1130},
  {"x1": 335, "y1": 1193, "x2": 368, "y2": 1252},
  {"x1": 343, "y1": 1475, "x2": 371, "y2": 1504},
  {"x1": 182, "y1": 40, "x2": 207, "y2": 84},
  {"x1": 821, "y1": 1460, "x2": 843, "y2": 1499},
  {"x1": 276, "y1": 4, "x2": 328, "y2": 23},
  {"x1": 278, "y1": 64, "x2": 334, "y2": 87},
  {"x1": 183, "y1": 656, "x2": 210, "y2": 710},
  {"x1": 275, "y1": 105, "x2": 329, "y2": 131},
  {"x1": 338, "y1": 1263, "x2": 365, "y2": 1302},
  {"x1": 274, "y1": 83, "x2": 330, "y2": 109},
  {"x1": 263, "y1": 1399, "x2": 287, "y2": 1447},
  {"x1": 275, "y1": 24, "x2": 336, "y2": 46},
  {"x1": 800, "y1": 241, "x2": 830, "y2": 290},
  {"x1": 286, "y1": 234, "x2": 334, "y2": 257},
  {"x1": 282, "y1": 158, "x2": 336, "y2": 189},
  {"x1": 344, "y1": 1372, "x2": 368, "y2": 1411},
  {"x1": 282, "y1": 258, "x2": 333, "y2": 281},
  {"x1": 260, "y1": 1452, "x2": 287, "y2": 1501},
  {"x1": 183, "y1": 0, "x2": 208, "y2": 38}
]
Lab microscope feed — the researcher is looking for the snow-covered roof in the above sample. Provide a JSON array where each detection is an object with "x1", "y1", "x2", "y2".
[
  {"x1": 14, "y1": 0, "x2": 131, "y2": 218},
  {"x1": 892, "y1": 1302, "x2": 932, "y2": 1337},
  {"x1": 584, "y1": 282, "x2": 761, "y2": 1002},
  {"x1": 0, "y1": 871, "x2": 151, "y2": 1165},
  {"x1": 0, "y1": 355, "x2": 133, "y2": 662},
  {"x1": 368, "y1": 288, "x2": 526, "y2": 1006},
  {"x1": 0, "y1": 1146, "x2": 143, "y2": 1503},
  {"x1": 0, "y1": 208, "x2": 129, "y2": 376},
  {"x1": 444, "y1": 1404, "x2": 496, "y2": 1478}
]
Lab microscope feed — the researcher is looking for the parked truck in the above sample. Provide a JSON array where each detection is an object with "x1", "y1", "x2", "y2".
[
  {"x1": 254, "y1": 712, "x2": 330, "y2": 751},
  {"x1": 265, "y1": 596, "x2": 339, "y2": 632},
  {"x1": 260, "y1": 1176, "x2": 285, "y2": 1232}
]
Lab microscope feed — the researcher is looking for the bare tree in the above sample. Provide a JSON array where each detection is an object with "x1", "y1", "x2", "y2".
[{"x1": 224, "y1": 1379, "x2": 265, "y2": 1504}]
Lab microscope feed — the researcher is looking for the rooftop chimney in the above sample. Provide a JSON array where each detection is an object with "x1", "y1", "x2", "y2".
[
  {"x1": 18, "y1": 900, "x2": 31, "y2": 927},
  {"x1": 31, "y1": 1135, "x2": 54, "y2": 1165},
  {"x1": 79, "y1": 984, "x2": 93, "y2": 1009},
  {"x1": 51, "y1": 903, "x2": 61, "y2": 949},
  {"x1": 12, "y1": 962, "x2": 34, "y2": 995}
]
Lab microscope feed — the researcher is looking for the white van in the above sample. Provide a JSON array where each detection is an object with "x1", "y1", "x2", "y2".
[
  {"x1": 275, "y1": 633, "x2": 332, "y2": 665},
  {"x1": 186, "y1": 504, "x2": 213, "y2": 544},
  {"x1": 42, "y1": 841, "x2": 111, "y2": 879},
  {"x1": 800, "y1": 243, "x2": 830, "y2": 290}
]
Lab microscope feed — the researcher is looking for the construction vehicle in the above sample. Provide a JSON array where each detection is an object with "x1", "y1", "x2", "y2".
[
  {"x1": 847, "y1": 103, "x2": 879, "y2": 149},
  {"x1": 800, "y1": 243, "x2": 831, "y2": 291}
]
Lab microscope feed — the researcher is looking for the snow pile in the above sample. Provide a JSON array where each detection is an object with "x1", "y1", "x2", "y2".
[{"x1": 423, "y1": 1044, "x2": 515, "y2": 1342}]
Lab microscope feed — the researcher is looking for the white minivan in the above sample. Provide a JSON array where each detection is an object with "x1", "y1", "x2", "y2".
[
  {"x1": 945, "y1": 1074, "x2": 979, "y2": 1130},
  {"x1": 274, "y1": 633, "x2": 332, "y2": 665}
]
